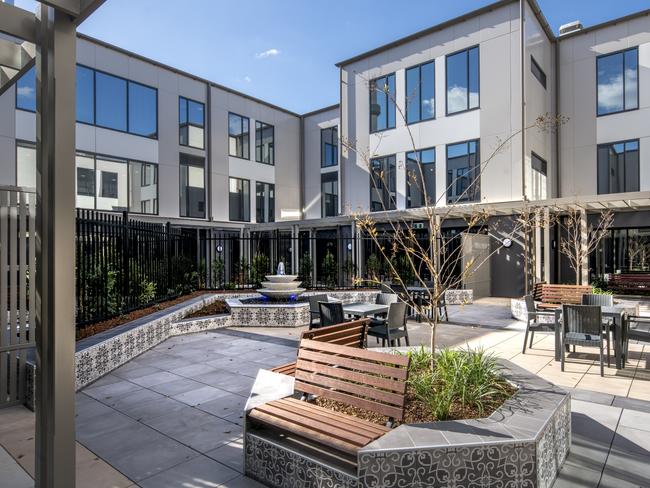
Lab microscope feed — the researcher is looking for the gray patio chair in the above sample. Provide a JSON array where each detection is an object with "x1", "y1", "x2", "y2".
[
  {"x1": 581, "y1": 294, "x2": 614, "y2": 307},
  {"x1": 561, "y1": 304, "x2": 609, "y2": 377},
  {"x1": 375, "y1": 292, "x2": 398, "y2": 306},
  {"x1": 522, "y1": 294, "x2": 555, "y2": 354},
  {"x1": 627, "y1": 315, "x2": 650, "y2": 344},
  {"x1": 367, "y1": 302, "x2": 409, "y2": 347},
  {"x1": 319, "y1": 301, "x2": 345, "y2": 327},
  {"x1": 308, "y1": 294, "x2": 329, "y2": 330}
]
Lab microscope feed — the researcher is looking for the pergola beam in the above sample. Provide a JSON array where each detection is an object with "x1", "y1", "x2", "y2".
[{"x1": 0, "y1": 2, "x2": 37, "y2": 43}]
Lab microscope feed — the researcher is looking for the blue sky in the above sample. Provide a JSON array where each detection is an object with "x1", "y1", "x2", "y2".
[{"x1": 19, "y1": 0, "x2": 650, "y2": 114}]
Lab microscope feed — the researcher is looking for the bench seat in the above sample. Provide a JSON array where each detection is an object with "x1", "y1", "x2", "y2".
[{"x1": 248, "y1": 397, "x2": 389, "y2": 455}]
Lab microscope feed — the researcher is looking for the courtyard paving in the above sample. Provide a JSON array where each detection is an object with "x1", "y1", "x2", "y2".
[{"x1": 1, "y1": 297, "x2": 650, "y2": 487}]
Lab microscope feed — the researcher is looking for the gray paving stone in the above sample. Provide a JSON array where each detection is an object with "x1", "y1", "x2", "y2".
[
  {"x1": 618, "y1": 408, "x2": 650, "y2": 433},
  {"x1": 554, "y1": 461, "x2": 603, "y2": 488},
  {"x1": 101, "y1": 387, "x2": 165, "y2": 414},
  {"x1": 84, "y1": 373, "x2": 124, "y2": 388},
  {"x1": 0, "y1": 445, "x2": 33, "y2": 488},
  {"x1": 128, "y1": 371, "x2": 184, "y2": 388},
  {"x1": 612, "y1": 395, "x2": 650, "y2": 414},
  {"x1": 112, "y1": 364, "x2": 162, "y2": 380},
  {"x1": 138, "y1": 454, "x2": 239, "y2": 488},
  {"x1": 599, "y1": 468, "x2": 650, "y2": 488},
  {"x1": 172, "y1": 363, "x2": 219, "y2": 378},
  {"x1": 83, "y1": 379, "x2": 142, "y2": 402},
  {"x1": 172, "y1": 385, "x2": 233, "y2": 406},
  {"x1": 76, "y1": 409, "x2": 141, "y2": 444},
  {"x1": 206, "y1": 438, "x2": 244, "y2": 473},
  {"x1": 218, "y1": 474, "x2": 267, "y2": 488},
  {"x1": 195, "y1": 392, "x2": 247, "y2": 420},
  {"x1": 148, "y1": 377, "x2": 208, "y2": 396},
  {"x1": 114, "y1": 395, "x2": 188, "y2": 423}
]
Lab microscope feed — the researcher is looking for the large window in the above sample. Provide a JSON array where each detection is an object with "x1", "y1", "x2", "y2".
[
  {"x1": 180, "y1": 153, "x2": 206, "y2": 218},
  {"x1": 74, "y1": 154, "x2": 152, "y2": 213},
  {"x1": 256, "y1": 182, "x2": 275, "y2": 223},
  {"x1": 597, "y1": 48, "x2": 638, "y2": 116},
  {"x1": 369, "y1": 155, "x2": 396, "y2": 211},
  {"x1": 446, "y1": 46, "x2": 479, "y2": 115},
  {"x1": 406, "y1": 148, "x2": 436, "y2": 208},
  {"x1": 16, "y1": 66, "x2": 36, "y2": 112},
  {"x1": 73, "y1": 65, "x2": 157, "y2": 138},
  {"x1": 229, "y1": 177, "x2": 250, "y2": 222},
  {"x1": 228, "y1": 113, "x2": 250, "y2": 159},
  {"x1": 530, "y1": 56, "x2": 547, "y2": 89},
  {"x1": 321, "y1": 172, "x2": 338, "y2": 217},
  {"x1": 370, "y1": 73, "x2": 396, "y2": 132},
  {"x1": 179, "y1": 97, "x2": 205, "y2": 149},
  {"x1": 406, "y1": 61, "x2": 435, "y2": 124},
  {"x1": 597, "y1": 140, "x2": 639, "y2": 194},
  {"x1": 16, "y1": 142, "x2": 36, "y2": 188},
  {"x1": 446, "y1": 140, "x2": 480, "y2": 203},
  {"x1": 255, "y1": 121, "x2": 275, "y2": 165},
  {"x1": 321, "y1": 126, "x2": 338, "y2": 167},
  {"x1": 530, "y1": 152, "x2": 548, "y2": 200}
]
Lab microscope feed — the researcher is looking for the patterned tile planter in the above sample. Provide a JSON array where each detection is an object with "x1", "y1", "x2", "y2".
[
  {"x1": 244, "y1": 360, "x2": 570, "y2": 488},
  {"x1": 511, "y1": 298, "x2": 555, "y2": 324},
  {"x1": 445, "y1": 288, "x2": 473, "y2": 305}
]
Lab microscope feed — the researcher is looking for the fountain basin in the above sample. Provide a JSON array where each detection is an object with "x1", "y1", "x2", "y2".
[
  {"x1": 260, "y1": 281, "x2": 303, "y2": 291},
  {"x1": 257, "y1": 272, "x2": 305, "y2": 300},
  {"x1": 256, "y1": 288, "x2": 307, "y2": 300},
  {"x1": 264, "y1": 274, "x2": 299, "y2": 283}
]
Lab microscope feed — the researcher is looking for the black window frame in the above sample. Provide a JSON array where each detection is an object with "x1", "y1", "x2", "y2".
[
  {"x1": 228, "y1": 112, "x2": 250, "y2": 159},
  {"x1": 229, "y1": 176, "x2": 251, "y2": 222},
  {"x1": 73, "y1": 151, "x2": 159, "y2": 215},
  {"x1": 597, "y1": 139, "x2": 640, "y2": 195},
  {"x1": 369, "y1": 72, "x2": 396, "y2": 133},
  {"x1": 179, "y1": 96, "x2": 205, "y2": 149},
  {"x1": 597, "y1": 47, "x2": 639, "y2": 117},
  {"x1": 369, "y1": 154, "x2": 397, "y2": 212},
  {"x1": 405, "y1": 60, "x2": 436, "y2": 125},
  {"x1": 179, "y1": 153, "x2": 206, "y2": 219},
  {"x1": 321, "y1": 171, "x2": 339, "y2": 218},
  {"x1": 320, "y1": 126, "x2": 338, "y2": 168},
  {"x1": 255, "y1": 181, "x2": 275, "y2": 223},
  {"x1": 445, "y1": 45, "x2": 480, "y2": 116},
  {"x1": 446, "y1": 139, "x2": 481, "y2": 204},
  {"x1": 255, "y1": 120, "x2": 275, "y2": 165},
  {"x1": 406, "y1": 147, "x2": 436, "y2": 209},
  {"x1": 530, "y1": 55, "x2": 547, "y2": 89},
  {"x1": 531, "y1": 151, "x2": 547, "y2": 176},
  {"x1": 75, "y1": 64, "x2": 159, "y2": 139}
]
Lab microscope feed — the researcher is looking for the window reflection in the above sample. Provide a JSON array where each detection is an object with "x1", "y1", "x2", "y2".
[
  {"x1": 180, "y1": 153, "x2": 206, "y2": 218},
  {"x1": 446, "y1": 47, "x2": 479, "y2": 114},
  {"x1": 95, "y1": 72, "x2": 127, "y2": 132},
  {"x1": 179, "y1": 96, "x2": 205, "y2": 149},
  {"x1": 406, "y1": 61, "x2": 435, "y2": 124},
  {"x1": 369, "y1": 155, "x2": 396, "y2": 211},
  {"x1": 597, "y1": 48, "x2": 638, "y2": 116},
  {"x1": 321, "y1": 127, "x2": 338, "y2": 167},
  {"x1": 406, "y1": 148, "x2": 436, "y2": 208},
  {"x1": 597, "y1": 140, "x2": 639, "y2": 194},
  {"x1": 229, "y1": 113, "x2": 250, "y2": 159},
  {"x1": 256, "y1": 182, "x2": 275, "y2": 222},
  {"x1": 16, "y1": 142, "x2": 36, "y2": 188},
  {"x1": 321, "y1": 172, "x2": 338, "y2": 217},
  {"x1": 370, "y1": 73, "x2": 396, "y2": 132},
  {"x1": 229, "y1": 177, "x2": 250, "y2": 222},
  {"x1": 16, "y1": 66, "x2": 36, "y2": 112},
  {"x1": 446, "y1": 140, "x2": 480, "y2": 203},
  {"x1": 255, "y1": 121, "x2": 275, "y2": 165},
  {"x1": 129, "y1": 161, "x2": 158, "y2": 214},
  {"x1": 76, "y1": 65, "x2": 94, "y2": 124}
]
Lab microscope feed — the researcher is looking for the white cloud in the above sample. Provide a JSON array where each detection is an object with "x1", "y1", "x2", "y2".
[
  {"x1": 17, "y1": 86, "x2": 34, "y2": 98},
  {"x1": 255, "y1": 48, "x2": 280, "y2": 59},
  {"x1": 244, "y1": 76, "x2": 252, "y2": 83}
]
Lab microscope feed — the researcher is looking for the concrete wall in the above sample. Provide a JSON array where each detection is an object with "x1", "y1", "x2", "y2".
[
  {"x1": 0, "y1": 84, "x2": 16, "y2": 186},
  {"x1": 558, "y1": 16, "x2": 650, "y2": 197},
  {"x1": 302, "y1": 106, "x2": 339, "y2": 220},
  {"x1": 340, "y1": 2, "x2": 523, "y2": 214}
]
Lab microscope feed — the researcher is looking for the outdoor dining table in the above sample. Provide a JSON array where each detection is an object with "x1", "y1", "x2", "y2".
[
  {"x1": 553, "y1": 304, "x2": 637, "y2": 369},
  {"x1": 342, "y1": 302, "x2": 389, "y2": 318}
]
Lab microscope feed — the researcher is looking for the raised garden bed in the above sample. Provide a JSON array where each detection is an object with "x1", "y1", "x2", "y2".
[
  {"x1": 244, "y1": 352, "x2": 571, "y2": 488},
  {"x1": 184, "y1": 299, "x2": 230, "y2": 318}
]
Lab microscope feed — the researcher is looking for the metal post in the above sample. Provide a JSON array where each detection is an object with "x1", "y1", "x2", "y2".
[
  {"x1": 580, "y1": 209, "x2": 588, "y2": 285},
  {"x1": 34, "y1": 5, "x2": 77, "y2": 487}
]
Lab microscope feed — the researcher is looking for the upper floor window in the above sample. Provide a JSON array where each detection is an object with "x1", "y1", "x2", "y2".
[
  {"x1": 369, "y1": 155, "x2": 396, "y2": 211},
  {"x1": 180, "y1": 153, "x2": 205, "y2": 218},
  {"x1": 16, "y1": 141, "x2": 36, "y2": 188},
  {"x1": 255, "y1": 121, "x2": 275, "y2": 165},
  {"x1": 370, "y1": 73, "x2": 396, "y2": 132},
  {"x1": 321, "y1": 172, "x2": 338, "y2": 217},
  {"x1": 179, "y1": 97, "x2": 205, "y2": 149},
  {"x1": 447, "y1": 140, "x2": 480, "y2": 203},
  {"x1": 531, "y1": 56, "x2": 546, "y2": 89},
  {"x1": 74, "y1": 65, "x2": 158, "y2": 138},
  {"x1": 597, "y1": 140, "x2": 639, "y2": 194},
  {"x1": 406, "y1": 148, "x2": 436, "y2": 208},
  {"x1": 406, "y1": 61, "x2": 435, "y2": 124},
  {"x1": 256, "y1": 182, "x2": 275, "y2": 223},
  {"x1": 321, "y1": 126, "x2": 338, "y2": 167},
  {"x1": 530, "y1": 152, "x2": 547, "y2": 200},
  {"x1": 597, "y1": 48, "x2": 638, "y2": 116},
  {"x1": 446, "y1": 46, "x2": 479, "y2": 115},
  {"x1": 229, "y1": 177, "x2": 250, "y2": 222},
  {"x1": 16, "y1": 66, "x2": 36, "y2": 112},
  {"x1": 228, "y1": 113, "x2": 250, "y2": 159}
]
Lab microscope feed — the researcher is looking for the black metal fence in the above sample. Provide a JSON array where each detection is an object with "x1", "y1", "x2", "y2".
[{"x1": 75, "y1": 210, "x2": 198, "y2": 327}]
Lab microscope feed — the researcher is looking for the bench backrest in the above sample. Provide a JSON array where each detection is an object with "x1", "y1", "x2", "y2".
[
  {"x1": 301, "y1": 319, "x2": 369, "y2": 348},
  {"x1": 294, "y1": 339, "x2": 410, "y2": 421},
  {"x1": 541, "y1": 284, "x2": 592, "y2": 304}
]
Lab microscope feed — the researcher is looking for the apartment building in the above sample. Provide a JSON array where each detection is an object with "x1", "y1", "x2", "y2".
[{"x1": 1, "y1": 0, "x2": 649, "y2": 296}]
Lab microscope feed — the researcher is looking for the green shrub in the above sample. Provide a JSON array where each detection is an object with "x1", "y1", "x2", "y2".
[
  {"x1": 321, "y1": 250, "x2": 337, "y2": 288},
  {"x1": 299, "y1": 252, "x2": 313, "y2": 287},
  {"x1": 251, "y1": 254, "x2": 271, "y2": 286},
  {"x1": 366, "y1": 253, "x2": 381, "y2": 281}
]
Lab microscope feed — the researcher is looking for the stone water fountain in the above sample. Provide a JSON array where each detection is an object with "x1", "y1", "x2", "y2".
[{"x1": 256, "y1": 262, "x2": 306, "y2": 300}]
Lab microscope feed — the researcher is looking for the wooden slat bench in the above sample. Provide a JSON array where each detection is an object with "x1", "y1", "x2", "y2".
[
  {"x1": 248, "y1": 339, "x2": 410, "y2": 456},
  {"x1": 609, "y1": 274, "x2": 650, "y2": 294},
  {"x1": 537, "y1": 284, "x2": 592, "y2": 309},
  {"x1": 269, "y1": 319, "x2": 369, "y2": 377}
]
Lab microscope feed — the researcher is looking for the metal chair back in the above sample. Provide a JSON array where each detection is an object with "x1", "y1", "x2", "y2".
[
  {"x1": 386, "y1": 302, "x2": 408, "y2": 330},
  {"x1": 581, "y1": 294, "x2": 613, "y2": 307},
  {"x1": 380, "y1": 282, "x2": 393, "y2": 294},
  {"x1": 562, "y1": 305, "x2": 603, "y2": 337},
  {"x1": 309, "y1": 294, "x2": 329, "y2": 314},
  {"x1": 319, "y1": 301, "x2": 345, "y2": 327},
  {"x1": 376, "y1": 293, "x2": 398, "y2": 306},
  {"x1": 524, "y1": 294, "x2": 536, "y2": 317}
]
